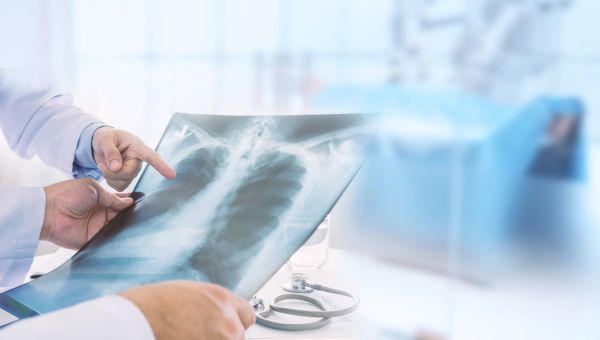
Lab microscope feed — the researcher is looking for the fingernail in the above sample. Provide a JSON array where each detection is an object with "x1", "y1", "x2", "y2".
[{"x1": 110, "y1": 160, "x2": 121, "y2": 170}]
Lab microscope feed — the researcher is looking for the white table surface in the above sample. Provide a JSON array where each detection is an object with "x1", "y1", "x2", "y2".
[{"x1": 2, "y1": 244, "x2": 599, "y2": 340}]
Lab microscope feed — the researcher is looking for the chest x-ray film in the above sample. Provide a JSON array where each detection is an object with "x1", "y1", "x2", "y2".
[{"x1": 0, "y1": 113, "x2": 370, "y2": 319}]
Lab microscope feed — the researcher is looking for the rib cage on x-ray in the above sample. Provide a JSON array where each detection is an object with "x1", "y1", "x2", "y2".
[
  {"x1": 70, "y1": 140, "x2": 308, "y2": 291},
  {"x1": 0, "y1": 113, "x2": 369, "y2": 318}
]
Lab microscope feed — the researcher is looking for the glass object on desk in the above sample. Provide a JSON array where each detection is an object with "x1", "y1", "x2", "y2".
[{"x1": 288, "y1": 214, "x2": 330, "y2": 270}]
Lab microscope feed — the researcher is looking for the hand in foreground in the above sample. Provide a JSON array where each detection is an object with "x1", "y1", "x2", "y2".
[
  {"x1": 92, "y1": 127, "x2": 176, "y2": 191},
  {"x1": 41, "y1": 179, "x2": 134, "y2": 249},
  {"x1": 120, "y1": 281, "x2": 256, "y2": 340}
]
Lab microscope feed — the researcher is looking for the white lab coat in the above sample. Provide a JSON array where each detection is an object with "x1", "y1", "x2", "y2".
[{"x1": 0, "y1": 72, "x2": 154, "y2": 339}]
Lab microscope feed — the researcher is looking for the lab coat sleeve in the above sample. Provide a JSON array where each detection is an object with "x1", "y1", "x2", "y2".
[
  {"x1": 0, "y1": 71, "x2": 100, "y2": 176},
  {"x1": 0, "y1": 295, "x2": 156, "y2": 340},
  {"x1": 0, "y1": 185, "x2": 44, "y2": 287}
]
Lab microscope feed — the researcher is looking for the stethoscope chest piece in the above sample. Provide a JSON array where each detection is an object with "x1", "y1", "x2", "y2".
[{"x1": 282, "y1": 273, "x2": 314, "y2": 293}]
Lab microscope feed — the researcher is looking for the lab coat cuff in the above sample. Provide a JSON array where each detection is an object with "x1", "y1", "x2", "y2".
[{"x1": 0, "y1": 186, "x2": 44, "y2": 287}]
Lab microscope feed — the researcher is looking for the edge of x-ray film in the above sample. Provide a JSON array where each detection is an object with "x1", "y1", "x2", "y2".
[{"x1": 0, "y1": 113, "x2": 371, "y2": 319}]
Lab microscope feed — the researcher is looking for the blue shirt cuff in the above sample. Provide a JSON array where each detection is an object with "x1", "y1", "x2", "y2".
[{"x1": 73, "y1": 122, "x2": 107, "y2": 180}]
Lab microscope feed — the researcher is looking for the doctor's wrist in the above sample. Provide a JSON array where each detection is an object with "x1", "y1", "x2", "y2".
[
  {"x1": 74, "y1": 122, "x2": 108, "y2": 171},
  {"x1": 40, "y1": 185, "x2": 57, "y2": 242}
]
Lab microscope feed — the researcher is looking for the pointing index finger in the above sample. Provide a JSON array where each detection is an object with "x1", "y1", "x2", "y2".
[{"x1": 133, "y1": 143, "x2": 176, "y2": 180}]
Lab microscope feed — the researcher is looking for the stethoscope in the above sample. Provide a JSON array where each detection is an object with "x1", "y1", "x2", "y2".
[{"x1": 250, "y1": 273, "x2": 359, "y2": 331}]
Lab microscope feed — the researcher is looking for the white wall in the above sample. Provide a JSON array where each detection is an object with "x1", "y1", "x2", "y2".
[
  {"x1": 1, "y1": 0, "x2": 598, "y2": 187},
  {"x1": 552, "y1": 1, "x2": 600, "y2": 184}
]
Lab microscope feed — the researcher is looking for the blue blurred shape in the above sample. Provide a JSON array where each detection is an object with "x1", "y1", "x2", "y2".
[
  {"x1": 528, "y1": 96, "x2": 586, "y2": 180},
  {"x1": 314, "y1": 85, "x2": 583, "y2": 266}
]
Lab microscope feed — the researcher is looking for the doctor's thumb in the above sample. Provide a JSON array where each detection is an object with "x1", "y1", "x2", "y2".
[
  {"x1": 94, "y1": 183, "x2": 134, "y2": 210},
  {"x1": 102, "y1": 142, "x2": 123, "y2": 172}
]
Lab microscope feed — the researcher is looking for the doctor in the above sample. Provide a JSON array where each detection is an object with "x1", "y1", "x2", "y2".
[{"x1": 0, "y1": 74, "x2": 254, "y2": 339}]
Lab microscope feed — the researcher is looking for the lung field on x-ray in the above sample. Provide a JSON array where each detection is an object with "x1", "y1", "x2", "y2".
[
  {"x1": 187, "y1": 149, "x2": 307, "y2": 287},
  {"x1": 122, "y1": 145, "x2": 231, "y2": 230}
]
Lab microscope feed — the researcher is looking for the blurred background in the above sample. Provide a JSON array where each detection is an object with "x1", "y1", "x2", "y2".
[{"x1": 1, "y1": 0, "x2": 599, "y2": 339}]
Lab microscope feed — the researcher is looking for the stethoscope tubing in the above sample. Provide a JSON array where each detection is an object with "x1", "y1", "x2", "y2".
[
  {"x1": 255, "y1": 282, "x2": 359, "y2": 331},
  {"x1": 269, "y1": 284, "x2": 359, "y2": 318},
  {"x1": 255, "y1": 294, "x2": 331, "y2": 331}
]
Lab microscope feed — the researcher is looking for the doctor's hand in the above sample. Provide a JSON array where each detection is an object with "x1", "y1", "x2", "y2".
[
  {"x1": 120, "y1": 281, "x2": 255, "y2": 340},
  {"x1": 92, "y1": 126, "x2": 176, "y2": 191},
  {"x1": 41, "y1": 179, "x2": 134, "y2": 249}
]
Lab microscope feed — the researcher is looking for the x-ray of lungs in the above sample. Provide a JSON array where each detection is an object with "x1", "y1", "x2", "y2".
[{"x1": 0, "y1": 113, "x2": 371, "y2": 319}]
